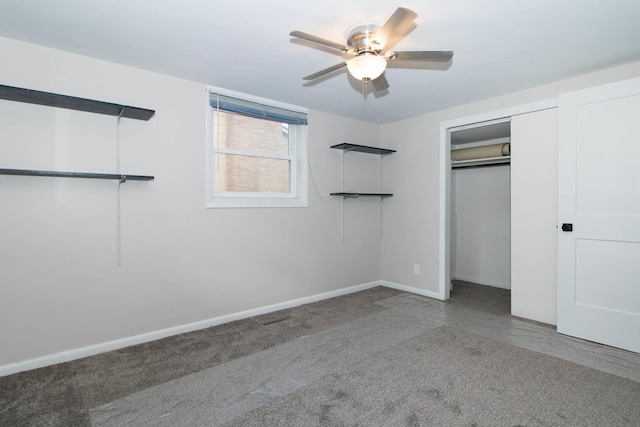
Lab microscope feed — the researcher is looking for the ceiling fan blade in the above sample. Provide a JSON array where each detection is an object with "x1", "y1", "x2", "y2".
[
  {"x1": 375, "y1": 7, "x2": 418, "y2": 51},
  {"x1": 290, "y1": 31, "x2": 350, "y2": 53},
  {"x1": 387, "y1": 50, "x2": 454, "y2": 62},
  {"x1": 303, "y1": 62, "x2": 347, "y2": 80},
  {"x1": 372, "y1": 74, "x2": 390, "y2": 91}
]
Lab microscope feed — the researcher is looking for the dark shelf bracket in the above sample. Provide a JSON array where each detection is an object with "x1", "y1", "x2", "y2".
[
  {"x1": 0, "y1": 168, "x2": 154, "y2": 182},
  {"x1": 0, "y1": 85, "x2": 155, "y2": 121}
]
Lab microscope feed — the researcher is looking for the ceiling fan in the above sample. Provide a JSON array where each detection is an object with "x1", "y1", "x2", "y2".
[{"x1": 290, "y1": 7, "x2": 453, "y2": 91}]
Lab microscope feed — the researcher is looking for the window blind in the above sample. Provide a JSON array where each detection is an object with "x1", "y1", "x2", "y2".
[{"x1": 210, "y1": 92, "x2": 308, "y2": 125}]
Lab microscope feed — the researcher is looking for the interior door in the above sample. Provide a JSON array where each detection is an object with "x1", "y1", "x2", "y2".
[{"x1": 557, "y1": 76, "x2": 640, "y2": 353}]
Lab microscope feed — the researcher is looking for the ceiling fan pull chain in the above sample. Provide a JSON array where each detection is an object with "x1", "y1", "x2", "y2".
[{"x1": 361, "y1": 79, "x2": 366, "y2": 120}]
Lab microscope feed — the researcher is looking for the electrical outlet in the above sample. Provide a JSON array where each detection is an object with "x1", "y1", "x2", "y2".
[{"x1": 413, "y1": 264, "x2": 421, "y2": 275}]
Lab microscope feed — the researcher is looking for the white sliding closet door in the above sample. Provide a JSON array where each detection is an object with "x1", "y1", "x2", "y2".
[
  {"x1": 511, "y1": 109, "x2": 558, "y2": 325},
  {"x1": 557, "y1": 76, "x2": 640, "y2": 353}
]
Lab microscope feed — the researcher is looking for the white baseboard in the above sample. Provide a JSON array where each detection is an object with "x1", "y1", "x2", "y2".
[
  {"x1": 452, "y1": 275, "x2": 511, "y2": 290},
  {"x1": 0, "y1": 281, "x2": 381, "y2": 377},
  {"x1": 380, "y1": 280, "x2": 444, "y2": 300}
]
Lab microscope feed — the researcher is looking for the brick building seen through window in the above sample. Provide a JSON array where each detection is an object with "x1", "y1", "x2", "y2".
[{"x1": 214, "y1": 111, "x2": 291, "y2": 193}]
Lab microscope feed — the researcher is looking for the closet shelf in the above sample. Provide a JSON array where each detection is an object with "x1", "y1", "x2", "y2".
[
  {"x1": 0, "y1": 168, "x2": 154, "y2": 182},
  {"x1": 330, "y1": 143, "x2": 396, "y2": 156},
  {"x1": 330, "y1": 192, "x2": 393, "y2": 199},
  {"x1": 452, "y1": 156, "x2": 510, "y2": 169},
  {"x1": 0, "y1": 84, "x2": 155, "y2": 121}
]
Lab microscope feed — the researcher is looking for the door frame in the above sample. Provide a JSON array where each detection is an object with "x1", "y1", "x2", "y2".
[{"x1": 438, "y1": 98, "x2": 558, "y2": 300}]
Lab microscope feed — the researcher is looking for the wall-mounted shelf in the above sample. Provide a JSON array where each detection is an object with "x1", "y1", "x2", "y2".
[
  {"x1": 331, "y1": 142, "x2": 394, "y2": 241},
  {"x1": 330, "y1": 143, "x2": 396, "y2": 156},
  {"x1": 1, "y1": 84, "x2": 155, "y2": 265},
  {"x1": 0, "y1": 168, "x2": 154, "y2": 182},
  {"x1": 331, "y1": 142, "x2": 394, "y2": 199},
  {"x1": 0, "y1": 84, "x2": 155, "y2": 121},
  {"x1": 331, "y1": 192, "x2": 393, "y2": 199},
  {"x1": 0, "y1": 84, "x2": 155, "y2": 185}
]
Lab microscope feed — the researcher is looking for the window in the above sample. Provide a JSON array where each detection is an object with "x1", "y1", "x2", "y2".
[{"x1": 206, "y1": 87, "x2": 308, "y2": 208}]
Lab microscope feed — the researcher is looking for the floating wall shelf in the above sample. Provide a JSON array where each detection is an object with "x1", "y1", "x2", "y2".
[
  {"x1": 0, "y1": 84, "x2": 155, "y2": 121},
  {"x1": 0, "y1": 168, "x2": 154, "y2": 182}
]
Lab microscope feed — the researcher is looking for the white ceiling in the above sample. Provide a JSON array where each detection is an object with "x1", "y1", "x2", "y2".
[{"x1": 1, "y1": 0, "x2": 639, "y2": 124}]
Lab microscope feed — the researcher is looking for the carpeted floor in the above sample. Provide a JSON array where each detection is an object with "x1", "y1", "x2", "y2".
[
  {"x1": 224, "y1": 325, "x2": 640, "y2": 426},
  {"x1": 2, "y1": 282, "x2": 640, "y2": 426},
  {"x1": 2, "y1": 286, "x2": 401, "y2": 426}
]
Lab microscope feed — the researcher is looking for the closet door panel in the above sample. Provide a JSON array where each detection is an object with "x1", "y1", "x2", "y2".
[{"x1": 511, "y1": 108, "x2": 558, "y2": 325}]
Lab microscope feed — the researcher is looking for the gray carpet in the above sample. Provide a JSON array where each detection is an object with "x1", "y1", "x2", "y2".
[
  {"x1": 90, "y1": 322, "x2": 640, "y2": 426},
  {"x1": 450, "y1": 279, "x2": 511, "y2": 315},
  {"x1": 224, "y1": 326, "x2": 640, "y2": 426},
  {"x1": 3, "y1": 283, "x2": 640, "y2": 426},
  {"x1": 89, "y1": 306, "x2": 438, "y2": 425},
  {"x1": 0, "y1": 287, "x2": 402, "y2": 426}
]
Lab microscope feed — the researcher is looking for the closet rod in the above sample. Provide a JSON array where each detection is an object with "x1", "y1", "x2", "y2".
[{"x1": 452, "y1": 162, "x2": 510, "y2": 170}]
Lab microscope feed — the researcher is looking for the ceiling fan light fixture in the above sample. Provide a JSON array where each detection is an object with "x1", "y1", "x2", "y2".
[
  {"x1": 292, "y1": 7, "x2": 453, "y2": 89},
  {"x1": 346, "y1": 52, "x2": 387, "y2": 81}
]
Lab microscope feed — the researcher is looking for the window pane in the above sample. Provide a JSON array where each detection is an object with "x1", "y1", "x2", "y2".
[
  {"x1": 213, "y1": 110, "x2": 289, "y2": 155},
  {"x1": 215, "y1": 154, "x2": 290, "y2": 193}
]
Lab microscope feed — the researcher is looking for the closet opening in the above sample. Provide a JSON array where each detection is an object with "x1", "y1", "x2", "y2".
[{"x1": 449, "y1": 119, "x2": 511, "y2": 313}]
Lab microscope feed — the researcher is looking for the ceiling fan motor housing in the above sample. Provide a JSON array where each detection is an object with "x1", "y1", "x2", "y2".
[{"x1": 347, "y1": 24, "x2": 382, "y2": 54}]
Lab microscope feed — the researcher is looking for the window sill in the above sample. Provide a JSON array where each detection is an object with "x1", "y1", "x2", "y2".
[{"x1": 206, "y1": 196, "x2": 308, "y2": 209}]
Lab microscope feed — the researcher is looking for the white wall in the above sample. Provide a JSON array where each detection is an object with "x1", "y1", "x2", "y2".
[
  {"x1": 511, "y1": 109, "x2": 558, "y2": 325},
  {"x1": 380, "y1": 61, "x2": 640, "y2": 296},
  {"x1": 453, "y1": 165, "x2": 511, "y2": 289},
  {"x1": 0, "y1": 36, "x2": 383, "y2": 367}
]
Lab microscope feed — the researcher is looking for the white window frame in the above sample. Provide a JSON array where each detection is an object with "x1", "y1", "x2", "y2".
[{"x1": 205, "y1": 86, "x2": 308, "y2": 208}]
